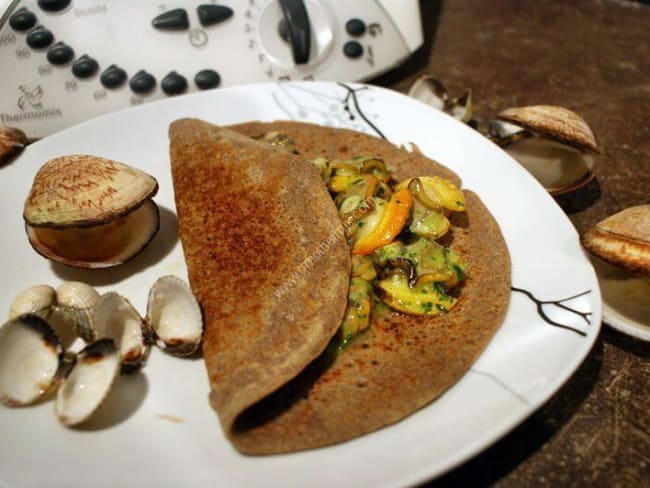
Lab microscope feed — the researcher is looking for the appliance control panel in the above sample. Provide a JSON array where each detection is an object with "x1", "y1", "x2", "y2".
[{"x1": 0, "y1": 0, "x2": 423, "y2": 137}]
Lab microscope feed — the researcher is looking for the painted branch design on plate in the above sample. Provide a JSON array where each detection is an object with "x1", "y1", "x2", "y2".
[
  {"x1": 511, "y1": 287, "x2": 592, "y2": 337},
  {"x1": 336, "y1": 82, "x2": 387, "y2": 140}
]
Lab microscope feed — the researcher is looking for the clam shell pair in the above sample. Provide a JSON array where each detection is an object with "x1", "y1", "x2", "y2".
[
  {"x1": 489, "y1": 105, "x2": 599, "y2": 195},
  {"x1": 0, "y1": 314, "x2": 120, "y2": 427},
  {"x1": 23, "y1": 155, "x2": 160, "y2": 268},
  {"x1": 0, "y1": 276, "x2": 203, "y2": 426}
]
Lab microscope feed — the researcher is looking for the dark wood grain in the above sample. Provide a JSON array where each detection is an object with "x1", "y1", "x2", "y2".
[{"x1": 373, "y1": 0, "x2": 650, "y2": 485}]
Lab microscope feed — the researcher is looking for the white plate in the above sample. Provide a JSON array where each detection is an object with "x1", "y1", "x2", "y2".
[
  {"x1": 0, "y1": 82, "x2": 601, "y2": 487},
  {"x1": 590, "y1": 257, "x2": 650, "y2": 341}
]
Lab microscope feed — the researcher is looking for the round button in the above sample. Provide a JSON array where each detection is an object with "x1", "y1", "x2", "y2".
[
  {"x1": 9, "y1": 8, "x2": 37, "y2": 31},
  {"x1": 72, "y1": 55, "x2": 99, "y2": 78},
  {"x1": 161, "y1": 71, "x2": 188, "y2": 96},
  {"x1": 26, "y1": 26, "x2": 54, "y2": 49},
  {"x1": 130, "y1": 70, "x2": 156, "y2": 94},
  {"x1": 46, "y1": 42, "x2": 74, "y2": 65},
  {"x1": 38, "y1": 0, "x2": 71, "y2": 12},
  {"x1": 100, "y1": 65, "x2": 127, "y2": 89},
  {"x1": 194, "y1": 69, "x2": 221, "y2": 90},
  {"x1": 345, "y1": 18, "x2": 366, "y2": 37},
  {"x1": 343, "y1": 41, "x2": 363, "y2": 59}
]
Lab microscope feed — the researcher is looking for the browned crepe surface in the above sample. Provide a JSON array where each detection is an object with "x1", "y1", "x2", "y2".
[
  {"x1": 171, "y1": 119, "x2": 511, "y2": 454},
  {"x1": 229, "y1": 120, "x2": 462, "y2": 187},
  {"x1": 169, "y1": 119, "x2": 350, "y2": 444}
]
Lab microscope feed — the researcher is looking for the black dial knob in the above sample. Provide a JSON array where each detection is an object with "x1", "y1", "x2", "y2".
[
  {"x1": 130, "y1": 70, "x2": 156, "y2": 94},
  {"x1": 38, "y1": 0, "x2": 71, "y2": 12},
  {"x1": 72, "y1": 55, "x2": 99, "y2": 78},
  {"x1": 46, "y1": 42, "x2": 74, "y2": 65},
  {"x1": 26, "y1": 26, "x2": 54, "y2": 49},
  {"x1": 9, "y1": 8, "x2": 37, "y2": 31},
  {"x1": 194, "y1": 69, "x2": 221, "y2": 90},
  {"x1": 101, "y1": 65, "x2": 128, "y2": 89},
  {"x1": 152, "y1": 9, "x2": 189, "y2": 30},
  {"x1": 197, "y1": 5, "x2": 233, "y2": 27},
  {"x1": 278, "y1": 0, "x2": 311, "y2": 65},
  {"x1": 161, "y1": 71, "x2": 188, "y2": 96}
]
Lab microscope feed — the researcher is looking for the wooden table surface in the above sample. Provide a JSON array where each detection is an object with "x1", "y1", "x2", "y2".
[{"x1": 374, "y1": 1, "x2": 650, "y2": 486}]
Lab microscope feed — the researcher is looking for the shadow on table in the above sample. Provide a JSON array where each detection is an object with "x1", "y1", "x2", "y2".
[
  {"x1": 554, "y1": 178, "x2": 602, "y2": 215},
  {"x1": 423, "y1": 334, "x2": 605, "y2": 487}
]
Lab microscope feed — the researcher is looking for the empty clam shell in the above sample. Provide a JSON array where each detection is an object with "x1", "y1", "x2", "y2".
[
  {"x1": 408, "y1": 75, "x2": 474, "y2": 123},
  {"x1": 146, "y1": 276, "x2": 203, "y2": 356},
  {"x1": 448, "y1": 89, "x2": 473, "y2": 123},
  {"x1": 0, "y1": 125, "x2": 27, "y2": 166},
  {"x1": 93, "y1": 292, "x2": 148, "y2": 372},
  {"x1": 56, "y1": 281, "x2": 101, "y2": 342},
  {"x1": 0, "y1": 314, "x2": 63, "y2": 406},
  {"x1": 23, "y1": 155, "x2": 160, "y2": 268},
  {"x1": 582, "y1": 204, "x2": 650, "y2": 277},
  {"x1": 408, "y1": 75, "x2": 448, "y2": 111},
  {"x1": 497, "y1": 105, "x2": 598, "y2": 153},
  {"x1": 9, "y1": 284, "x2": 56, "y2": 320},
  {"x1": 55, "y1": 338, "x2": 120, "y2": 427}
]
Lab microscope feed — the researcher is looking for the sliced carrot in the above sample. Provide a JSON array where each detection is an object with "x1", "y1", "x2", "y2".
[{"x1": 352, "y1": 188, "x2": 413, "y2": 255}]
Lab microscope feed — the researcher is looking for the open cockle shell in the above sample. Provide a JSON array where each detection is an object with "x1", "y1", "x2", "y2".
[
  {"x1": 582, "y1": 204, "x2": 650, "y2": 277},
  {"x1": 55, "y1": 338, "x2": 120, "y2": 427},
  {"x1": 93, "y1": 292, "x2": 148, "y2": 372},
  {"x1": 23, "y1": 155, "x2": 160, "y2": 268},
  {"x1": 497, "y1": 105, "x2": 598, "y2": 153},
  {"x1": 146, "y1": 275, "x2": 203, "y2": 356},
  {"x1": 0, "y1": 314, "x2": 63, "y2": 406},
  {"x1": 56, "y1": 281, "x2": 101, "y2": 343},
  {"x1": 9, "y1": 284, "x2": 56, "y2": 320},
  {"x1": 492, "y1": 105, "x2": 598, "y2": 195}
]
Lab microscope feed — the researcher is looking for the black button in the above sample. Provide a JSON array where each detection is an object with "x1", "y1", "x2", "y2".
[
  {"x1": 46, "y1": 42, "x2": 74, "y2": 65},
  {"x1": 26, "y1": 26, "x2": 54, "y2": 49},
  {"x1": 38, "y1": 0, "x2": 71, "y2": 12},
  {"x1": 343, "y1": 41, "x2": 363, "y2": 59},
  {"x1": 152, "y1": 9, "x2": 189, "y2": 30},
  {"x1": 197, "y1": 5, "x2": 233, "y2": 27},
  {"x1": 194, "y1": 69, "x2": 221, "y2": 90},
  {"x1": 130, "y1": 70, "x2": 156, "y2": 94},
  {"x1": 9, "y1": 8, "x2": 37, "y2": 31},
  {"x1": 161, "y1": 71, "x2": 188, "y2": 95},
  {"x1": 100, "y1": 65, "x2": 127, "y2": 89},
  {"x1": 72, "y1": 55, "x2": 99, "y2": 78},
  {"x1": 346, "y1": 18, "x2": 366, "y2": 37}
]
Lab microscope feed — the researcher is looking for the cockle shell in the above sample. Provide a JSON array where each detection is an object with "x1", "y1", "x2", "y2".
[
  {"x1": 146, "y1": 276, "x2": 203, "y2": 356},
  {"x1": 582, "y1": 204, "x2": 650, "y2": 277},
  {"x1": 55, "y1": 338, "x2": 120, "y2": 427},
  {"x1": 93, "y1": 292, "x2": 148, "y2": 372},
  {"x1": 23, "y1": 155, "x2": 160, "y2": 268},
  {"x1": 497, "y1": 105, "x2": 598, "y2": 153},
  {"x1": 8, "y1": 284, "x2": 56, "y2": 320},
  {"x1": 56, "y1": 281, "x2": 101, "y2": 342},
  {"x1": 0, "y1": 314, "x2": 64, "y2": 406},
  {"x1": 408, "y1": 75, "x2": 473, "y2": 123}
]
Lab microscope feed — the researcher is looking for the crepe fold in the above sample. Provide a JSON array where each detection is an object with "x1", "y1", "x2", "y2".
[{"x1": 170, "y1": 119, "x2": 511, "y2": 454}]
